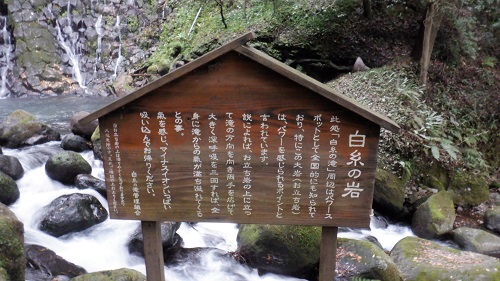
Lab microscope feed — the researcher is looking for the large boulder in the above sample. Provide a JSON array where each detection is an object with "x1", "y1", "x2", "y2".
[
  {"x1": 25, "y1": 244, "x2": 87, "y2": 278},
  {"x1": 60, "y1": 133, "x2": 92, "y2": 152},
  {"x1": 448, "y1": 173, "x2": 489, "y2": 207},
  {"x1": 45, "y1": 151, "x2": 92, "y2": 185},
  {"x1": 390, "y1": 236, "x2": 500, "y2": 281},
  {"x1": 69, "y1": 268, "x2": 146, "y2": 281},
  {"x1": 0, "y1": 154, "x2": 24, "y2": 180},
  {"x1": 70, "y1": 111, "x2": 98, "y2": 139},
  {"x1": 411, "y1": 191, "x2": 455, "y2": 239},
  {"x1": 336, "y1": 238, "x2": 402, "y2": 281},
  {"x1": 484, "y1": 206, "x2": 500, "y2": 234},
  {"x1": 39, "y1": 193, "x2": 108, "y2": 237},
  {"x1": 0, "y1": 171, "x2": 20, "y2": 206},
  {"x1": 0, "y1": 110, "x2": 60, "y2": 148},
  {"x1": 0, "y1": 203, "x2": 25, "y2": 281},
  {"x1": 128, "y1": 222, "x2": 182, "y2": 257},
  {"x1": 453, "y1": 227, "x2": 500, "y2": 258},
  {"x1": 373, "y1": 168, "x2": 407, "y2": 219},
  {"x1": 237, "y1": 224, "x2": 321, "y2": 280},
  {"x1": 74, "y1": 174, "x2": 107, "y2": 198}
]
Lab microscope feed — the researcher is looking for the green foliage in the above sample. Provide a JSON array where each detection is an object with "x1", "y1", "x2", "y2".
[{"x1": 329, "y1": 63, "x2": 494, "y2": 182}]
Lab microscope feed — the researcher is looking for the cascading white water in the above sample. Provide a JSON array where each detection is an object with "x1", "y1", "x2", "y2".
[
  {"x1": 54, "y1": 1, "x2": 87, "y2": 88},
  {"x1": 2, "y1": 94, "x2": 414, "y2": 280},
  {"x1": 5, "y1": 139, "x2": 414, "y2": 281},
  {"x1": 0, "y1": 16, "x2": 13, "y2": 98},
  {"x1": 111, "y1": 15, "x2": 124, "y2": 80},
  {"x1": 94, "y1": 15, "x2": 103, "y2": 74},
  {"x1": 5, "y1": 143, "x2": 305, "y2": 281}
]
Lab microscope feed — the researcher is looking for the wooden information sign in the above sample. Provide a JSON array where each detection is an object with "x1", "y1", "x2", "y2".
[{"x1": 81, "y1": 32, "x2": 399, "y2": 281}]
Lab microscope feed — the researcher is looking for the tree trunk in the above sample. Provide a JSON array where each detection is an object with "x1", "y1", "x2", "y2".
[{"x1": 419, "y1": 2, "x2": 444, "y2": 87}]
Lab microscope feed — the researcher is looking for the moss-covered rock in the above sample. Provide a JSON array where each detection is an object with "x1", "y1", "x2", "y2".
[
  {"x1": 421, "y1": 162, "x2": 449, "y2": 192},
  {"x1": 0, "y1": 203, "x2": 25, "y2": 281},
  {"x1": 91, "y1": 126, "x2": 103, "y2": 160},
  {"x1": 45, "y1": 151, "x2": 92, "y2": 185},
  {"x1": 0, "y1": 171, "x2": 19, "y2": 206},
  {"x1": 70, "y1": 268, "x2": 146, "y2": 281},
  {"x1": 373, "y1": 168, "x2": 407, "y2": 219},
  {"x1": 448, "y1": 172, "x2": 489, "y2": 207},
  {"x1": 453, "y1": 227, "x2": 500, "y2": 258},
  {"x1": 336, "y1": 238, "x2": 402, "y2": 281},
  {"x1": 411, "y1": 191, "x2": 455, "y2": 239},
  {"x1": 237, "y1": 224, "x2": 321, "y2": 279},
  {"x1": 0, "y1": 267, "x2": 8, "y2": 281},
  {"x1": 0, "y1": 110, "x2": 42, "y2": 148},
  {"x1": 390, "y1": 236, "x2": 500, "y2": 281}
]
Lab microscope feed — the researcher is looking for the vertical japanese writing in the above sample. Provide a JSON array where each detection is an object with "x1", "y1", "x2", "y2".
[
  {"x1": 157, "y1": 112, "x2": 171, "y2": 211},
  {"x1": 309, "y1": 114, "x2": 322, "y2": 217},
  {"x1": 225, "y1": 112, "x2": 236, "y2": 215},
  {"x1": 242, "y1": 113, "x2": 253, "y2": 215},
  {"x1": 192, "y1": 113, "x2": 203, "y2": 217},
  {"x1": 325, "y1": 116, "x2": 341, "y2": 219},
  {"x1": 140, "y1": 111, "x2": 155, "y2": 197},
  {"x1": 292, "y1": 114, "x2": 305, "y2": 215},
  {"x1": 112, "y1": 123, "x2": 124, "y2": 206},
  {"x1": 276, "y1": 114, "x2": 287, "y2": 218},
  {"x1": 104, "y1": 128, "x2": 118, "y2": 213},
  {"x1": 174, "y1": 111, "x2": 185, "y2": 136},
  {"x1": 343, "y1": 130, "x2": 366, "y2": 198},
  {"x1": 260, "y1": 114, "x2": 270, "y2": 164},
  {"x1": 131, "y1": 171, "x2": 141, "y2": 216},
  {"x1": 208, "y1": 113, "x2": 220, "y2": 214}
]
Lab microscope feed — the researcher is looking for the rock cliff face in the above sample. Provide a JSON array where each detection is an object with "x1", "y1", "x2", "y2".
[{"x1": 1, "y1": 0, "x2": 164, "y2": 97}]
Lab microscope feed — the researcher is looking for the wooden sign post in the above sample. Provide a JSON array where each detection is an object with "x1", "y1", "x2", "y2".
[{"x1": 81, "y1": 32, "x2": 399, "y2": 281}]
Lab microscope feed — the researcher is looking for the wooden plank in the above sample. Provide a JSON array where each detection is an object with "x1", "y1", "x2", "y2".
[
  {"x1": 141, "y1": 221, "x2": 166, "y2": 281},
  {"x1": 98, "y1": 53, "x2": 377, "y2": 228},
  {"x1": 319, "y1": 226, "x2": 338, "y2": 281},
  {"x1": 235, "y1": 45, "x2": 400, "y2": 133},
  {"x1": 79, "y1": 32, "x2": 256, "y2": 125}
]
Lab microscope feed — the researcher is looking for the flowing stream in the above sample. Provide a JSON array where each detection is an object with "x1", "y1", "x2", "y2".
[{"x1": 2, "y1": 96, "x2": 413, "y2": 280}]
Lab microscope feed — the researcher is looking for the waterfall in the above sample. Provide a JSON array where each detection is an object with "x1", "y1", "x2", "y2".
[
  {"x1": 0, "y1": 16, "x2": 13, "y2": 98},
  {"x1": 94, "y1": 15, "x2": 103, "y2": 74},
  {"x1": 111, "y1": 15, "x2": 124, "y2": 80},
  {"x1": 55, "y1": 1, "x2": 87, "y2": 88}
]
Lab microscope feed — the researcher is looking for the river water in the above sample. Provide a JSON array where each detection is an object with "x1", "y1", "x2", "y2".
[{"x1": 1, "y1": 96, "x2": 413, "y2": 280}]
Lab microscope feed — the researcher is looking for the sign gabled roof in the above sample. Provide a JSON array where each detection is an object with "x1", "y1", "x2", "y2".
[{"x1": 81, "y1": 32, "x2": 399, "y2": 132}]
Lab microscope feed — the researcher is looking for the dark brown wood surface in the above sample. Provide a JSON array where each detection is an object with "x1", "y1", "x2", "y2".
[
  {"x1": 141, "y1": 221, "x2": 166, "y2": 281},
  {"x1": 319, "y1": 226, "x2": 338, "y2": 281},
  {"x1": 99, "y1": 51, "x2": 380, "y2": 228}
]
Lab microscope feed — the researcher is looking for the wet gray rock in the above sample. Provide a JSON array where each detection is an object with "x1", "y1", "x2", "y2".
[
  {"x1": 74, "y1": 174, "x2": 107, "y2": 198},
  {"x1": 25, "y1": 244, "x2": 87, "y2": 278},
  {"x1": 485, "y1": 206, "x2": 500, "y2": 234},
  {"x1": 128, "y1": 222, "x2": 182, "y2": 257},
  {"x1": 0, "y1": 154, "x2": 24, "y2": 180},
  {"x1": 70, "y1": 111, "x2": 98, "y2": 139},
  {"x1": 453, "y1": 227, "x2": 500, "y2": 258},
  {"x1": 0, "y1": 110, "x2": 60, "y2": 148},
  {"x1": 39, "y1": 193, "x2": 108, "y2": 237},
  {"x1": 45, "y1": 151, "x2": 91, "y2": 185},
  {"x1": 0, "y1": 171, "x2": 19, "y2": 206},
  {"x1": 60, "y1": 133, "x2": 91, "y2": 152}
]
